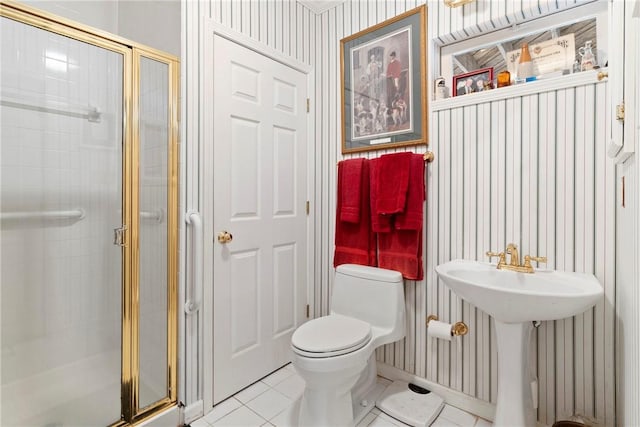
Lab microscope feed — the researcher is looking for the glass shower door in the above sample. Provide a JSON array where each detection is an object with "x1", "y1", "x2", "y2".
[
  {"x1": 138, "y1": 54, "x2": 171, "y2": 411},
  {"x1": 0, "y1": 15, "x2": 125, "y2": 427}
]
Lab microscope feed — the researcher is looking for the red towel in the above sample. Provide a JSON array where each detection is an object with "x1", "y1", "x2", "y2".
[
  {"x1": 378, "y1": 229, "x2": 423, "y2": 280},
  {"x1": 369, "y1": 158, "x2": 392, "y2": 233},
  {"x1": 338, "y1": 158, "x2": 364, "y2": 223},
  {"x1": 334, "y1": 159, "x2": 376, "y2": 268},
  {"x1": 375, "y1": 152, "x2": 412, "y2": 215},
  {"x1": 395, "y1": 154, "x2": 425, "y2": 230},
  {"x1": 376, "y1": 153, "x2": 425, "y2": 280}
]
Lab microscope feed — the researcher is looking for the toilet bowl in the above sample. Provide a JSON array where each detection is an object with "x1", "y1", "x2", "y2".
[{"x1": 291, "y1": 264, "x2": 405, "y2": 426}]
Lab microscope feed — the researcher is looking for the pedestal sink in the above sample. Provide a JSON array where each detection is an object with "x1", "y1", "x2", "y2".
[{"x1": 435, "y1": 259, "x2": 603, "y2": 427}]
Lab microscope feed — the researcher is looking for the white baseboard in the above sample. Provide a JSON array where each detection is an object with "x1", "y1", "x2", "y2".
[
  {"x1": 377, "y1": 363, "x2": 497, "y2": 422},
  {"x1": 183, "y1": 400, "x2": 204, "y2": 425}
]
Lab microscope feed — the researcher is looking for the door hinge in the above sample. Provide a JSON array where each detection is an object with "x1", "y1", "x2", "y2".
[
  {"x1": 306, "y1": 98, "x2": 310, "y2": 113},
  {"x1": 616, "y1": 102, "x2": 625, "y2": 122},
  {"x1": 306, "y1": 304, "x2": 310, "y2": 318},
  {"x1": 306, "y1": 200, "x2": 310, "y2": 215}
]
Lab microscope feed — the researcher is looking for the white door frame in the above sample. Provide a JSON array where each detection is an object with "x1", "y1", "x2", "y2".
[{"x1": 200, "y1": 17, "x2": 315, "y2": 412}]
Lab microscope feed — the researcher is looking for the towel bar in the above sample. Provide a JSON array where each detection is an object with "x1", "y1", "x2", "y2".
[
  {"x1": 423, "y1": 151, "x2": 435, "y2": 163},
  {"x1": 336, "y1": 151, "x2": 435, "y2": 166}
]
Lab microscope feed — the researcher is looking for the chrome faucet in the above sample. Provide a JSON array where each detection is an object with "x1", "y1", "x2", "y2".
[{"x1": 486, "y1": 243, "x2": 547, "y2": 273}]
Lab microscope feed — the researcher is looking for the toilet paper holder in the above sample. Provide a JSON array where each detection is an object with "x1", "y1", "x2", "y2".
[{"x1": 427, "y1": 315, "x2": 469, "y2": 337}]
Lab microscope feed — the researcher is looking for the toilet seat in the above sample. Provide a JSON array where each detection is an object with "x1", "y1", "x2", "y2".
[{"x1": 292, "y1": 314, "x2": 372, "y2": 358}]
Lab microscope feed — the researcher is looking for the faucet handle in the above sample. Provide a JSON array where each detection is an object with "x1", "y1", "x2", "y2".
[
  {"x1": 486, "y1": 251, "x2": 505, "y2": 264},
  {"x1": 524, "y1": 255, "x2": 547, "y2": 268}
]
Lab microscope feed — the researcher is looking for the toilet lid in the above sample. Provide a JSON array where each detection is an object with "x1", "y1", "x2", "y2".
[{"x1": 291, "y1": 314, "x2": 371, "y2": 358}]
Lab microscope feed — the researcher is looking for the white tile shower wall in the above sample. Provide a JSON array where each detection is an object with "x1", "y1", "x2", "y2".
[
  {"x1": 185, "y1": 0, "x2": 615, "y2": 425},
  {"x1": 0, "y1": 14, "x2": 122, "y2": 410}
]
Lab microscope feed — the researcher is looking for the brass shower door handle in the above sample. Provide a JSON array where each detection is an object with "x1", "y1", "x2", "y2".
[{"x1": 217, "y1": 231, "x2": 233, "y2": 244}]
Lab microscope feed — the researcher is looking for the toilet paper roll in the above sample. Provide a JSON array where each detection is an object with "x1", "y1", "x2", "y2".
[{"x1": 427, "y1": 320, "x2": 453, "y2": 341}]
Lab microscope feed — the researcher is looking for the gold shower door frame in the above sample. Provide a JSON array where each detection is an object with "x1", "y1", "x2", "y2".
[{"x1": 0, "y1": 2, "x2": 180, "y2": 425}]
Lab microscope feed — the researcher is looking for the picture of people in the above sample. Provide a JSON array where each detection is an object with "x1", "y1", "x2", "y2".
[
  {"x1": 452, "y1": 67, "x2": 494, "y2": 97},
  {"x1": 349, "y1": 27, "x2": 413, "y2": 140},
  {"x1": 340, "y1": 5, "x2": 426, "y2": 154}
]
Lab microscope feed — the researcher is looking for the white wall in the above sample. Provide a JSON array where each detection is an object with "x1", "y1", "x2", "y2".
[
  {"x1": 19, "y1": 0, "x2": 180, "y2": 56},
  {"x1": 324, "y1": 1, "x2": 616, "y2": 426},
  {"x1": 118, "y1": 1, "x2": 180, "y2": 57},
  {"x1": 185, "y1": 1, "x2": 627, "y2": 426},
  {"x1": 429, "y1": 77, "x2": 615, "y2": 425},
  {"x1": 21, "y1": 0, "x2": 119, "y2": 33}
]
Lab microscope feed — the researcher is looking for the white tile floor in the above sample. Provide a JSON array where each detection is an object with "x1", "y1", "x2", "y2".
[{"x1": 190, "y1": 364, "x2": 492, "y2": 427}]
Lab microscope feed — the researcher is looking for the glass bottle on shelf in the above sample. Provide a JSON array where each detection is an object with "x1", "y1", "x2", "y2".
[
  {"x1": 517, "y1": 43, "x2": 534, "y2": 81},
  {"x1": 497, "y1": 70, "x2": 511, "y2": 87},
  {"x1": 578, "y1": 40, "x2": 596, "y2": 71},
  {"x1": 573, "y1": 60, "x2": 581, "y2": 73}
]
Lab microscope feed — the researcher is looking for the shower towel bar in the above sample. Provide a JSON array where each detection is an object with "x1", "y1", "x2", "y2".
[
  {"x1": 0, "y1": 99, "x2": 101, "y2": 122},
  {"x1": 140, "y1": 209, "x2": 164, "y2": 223},
  {"x1": 0, "y1": 209, "x2": 85, "y2": 221},
  {"x1": 184, "y1": 211, "x2": 203, "y2": 315}
]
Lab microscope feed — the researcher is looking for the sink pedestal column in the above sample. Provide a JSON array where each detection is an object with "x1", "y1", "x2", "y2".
[{"x1": 494, "y1": 320, "x2": 536, "y2": 427}]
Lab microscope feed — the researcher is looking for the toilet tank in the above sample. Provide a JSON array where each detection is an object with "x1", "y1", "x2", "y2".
[{"x1": 331, "y1": 264, "x2": 405, "y2": 332}]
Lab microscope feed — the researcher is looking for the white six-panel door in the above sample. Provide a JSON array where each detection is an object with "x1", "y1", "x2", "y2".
[{"x1": 207, "y1": 33, "x2": 309, "y2": 404}]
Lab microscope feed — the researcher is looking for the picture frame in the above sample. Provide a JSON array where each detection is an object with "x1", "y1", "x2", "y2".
[
  {"x1": 452, "y1": 67, "x2": 494, "y2": 96},
  {"x1": 340, "y1": 5, "x2": 427, "y2": 154}
]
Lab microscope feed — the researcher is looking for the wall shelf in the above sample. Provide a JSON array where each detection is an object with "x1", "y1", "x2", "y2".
[{"x1": 432, "y1": 69, "x2": 607, "y2": 112}]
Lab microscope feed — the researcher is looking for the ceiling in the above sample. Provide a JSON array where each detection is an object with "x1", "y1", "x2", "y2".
[{"x1": 297, "y1": 0, "x2": 346, "y2": 14}]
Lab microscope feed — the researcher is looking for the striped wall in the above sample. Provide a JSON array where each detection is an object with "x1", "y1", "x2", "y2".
[
  {"x1": 427, "y1": 81, "x2": 616, "y2": 425},
  {"x1": 184, "y1": 0, "x2": 618, "y2": 425}
]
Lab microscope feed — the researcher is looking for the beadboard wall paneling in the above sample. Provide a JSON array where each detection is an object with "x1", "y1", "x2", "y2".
[
  {"x1": 185, "y1": 0, "x2": 616, "y2": 425},
  {"x1": 207, "y1": 0, "x2": 313, "y2": 64},
  {"x1": 428, "y1": 82, "x2": 616, "y2": 426}
]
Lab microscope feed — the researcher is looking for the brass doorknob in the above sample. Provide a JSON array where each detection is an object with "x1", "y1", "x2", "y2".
[
  {"x1": 597, "y1": 71, "x2": 608, "y2": 81},
  {"x1": 217, "y1": 231, "x2": 233, "y2": 244}
]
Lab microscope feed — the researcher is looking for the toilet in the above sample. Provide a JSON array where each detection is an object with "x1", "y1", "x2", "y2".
[{"x1": 291, "y1": 264, "x2": 406, "y2": 426}]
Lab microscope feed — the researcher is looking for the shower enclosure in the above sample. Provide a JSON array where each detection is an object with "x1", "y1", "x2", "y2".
[{"x1": 0, "y1": 3, "x2": 179, "y2": 426}]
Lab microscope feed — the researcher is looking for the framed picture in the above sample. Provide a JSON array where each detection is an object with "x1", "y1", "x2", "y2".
[
  {"x1": 340, "y1": 6, "x2": 427, "y2": 154},
  {"x1": 452, "y1": 67, "x2": 494, "y2": 96}
]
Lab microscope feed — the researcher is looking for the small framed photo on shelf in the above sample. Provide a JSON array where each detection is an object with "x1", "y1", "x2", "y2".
[{"x1": 452, "y1": 67, "x2": 494, "y2": 96}]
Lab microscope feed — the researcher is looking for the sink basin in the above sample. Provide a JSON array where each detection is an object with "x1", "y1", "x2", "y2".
[
  {"x1": 435, "y1": 259, "x2": 604, "y2": 426},
  {"x1": 435, "y1": 259, "x2": 603, "y2": 323}
]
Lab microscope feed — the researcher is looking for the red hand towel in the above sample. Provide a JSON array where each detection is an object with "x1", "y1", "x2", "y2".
[
  {"x1": 334, "y1": 159, "x2": 376, "y2": 268},
  {"x1": 395, "y1": 154, "x2": 425, "y2": 230},
  {"x1": 378, "y1": 229, "x2": 423, "y2": 280},
  {"x1": 338, "y1": 158, "x2": 364, "y2": 223},
  {"x1": 375, "y1": 152, "x2": 412, "y2": 215},
  {"x1": 376, "y1": 153, "x2": 425, "y2": 280},
  {"x1": 369, "y1": 158, "x2": 391, "y2": 233}
]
